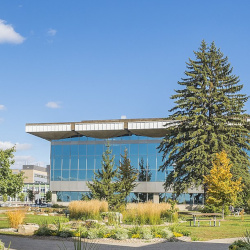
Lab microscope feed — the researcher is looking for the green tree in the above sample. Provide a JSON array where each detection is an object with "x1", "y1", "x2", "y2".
[
  {"x1": 45, "y1": 191, "x2": 52, "y2": 202},
  {"x1": 18, "y1": 193, "x2": 25, "y2": 202},
  {"x1": 87, "y1": 144, "x2": 120, "y2": 210},
  {"x1": 0, "y1": 147, "x2": 24, "y2": 198},
  {"x1": 27, "y1": 189, "x2": 35, "y2": 202},
  {"x1": 158, "y1": 41, "x2": 250, "y2": 199},
  {"x1": 204, "y1": 151, "x2": 243, "y2": 219},
  {"x1": 134, "y1": 158, "x2": 152, "y2": 202},
  {"x1": 117, "y1": 149, "x2": 138, "y2": 204}
]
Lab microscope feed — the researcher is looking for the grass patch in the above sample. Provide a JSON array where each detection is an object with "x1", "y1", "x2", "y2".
[{"x1": 176, "y1": 214, "x2": 250, "y2": 241}]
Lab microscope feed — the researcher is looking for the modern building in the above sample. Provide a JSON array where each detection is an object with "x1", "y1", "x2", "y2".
[{"x1": 26, "y1": 118, "x2": 203, "y2": 204}]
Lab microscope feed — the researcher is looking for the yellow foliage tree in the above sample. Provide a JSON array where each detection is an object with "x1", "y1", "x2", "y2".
[{"x1": 204, "y1": 150, "x2": 243, "y2": 219}]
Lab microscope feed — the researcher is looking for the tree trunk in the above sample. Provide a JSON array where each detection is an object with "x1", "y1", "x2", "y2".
[{"x1": 222, "y1": 204, "x2": 225, "y2": 220}]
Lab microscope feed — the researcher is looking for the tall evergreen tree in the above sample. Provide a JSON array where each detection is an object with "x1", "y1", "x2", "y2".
[
  {"x1": 158, "y1": 40, "x2": 250, "y2": 199},
  {"x1": 134, "y1": 158, "x2": 152, "y2": 202},
  {"x1": 117, "y1": 149, "x2": 138, "y2": 204},
  {"x1": 87, "y1": 144, "x2": 120, "y2": 210}
]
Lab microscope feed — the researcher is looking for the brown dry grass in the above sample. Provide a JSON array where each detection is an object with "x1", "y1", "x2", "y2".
[
  {"x1": 69, "y1": 200, "x2": 108, "y2": 219},
  {"x1": 6, "y1": 210, "x2": 25, "y2": 228},
  {"x1": 124, "y1": 202, "x2": 173, "y2": 225}
]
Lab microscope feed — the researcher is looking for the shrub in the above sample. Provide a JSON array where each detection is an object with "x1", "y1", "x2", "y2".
[
  {"x1": 87, "y1": 228, "x2": 99, "y2": 239},
  {"x1": 69, "y1": 200, "x2": 108, "y2": 220},
  {"x1": 35, "y1": 226, "x2": 54, "y2": 236},
  {"x1": 123, "y1": 202, "x2": 173, "y2": 225},
  {"x1": 113, "y1": 227, "x2": 129, "y2": 240},
  {"x1": 6, "y1": 210, "x2": 25, "y2": 228},
  {"x1": 59, "y1": 230, "x2": 74, "y2": 238},
  {"x1": 161, "y1": 228, "x2": 173, "y2": 239},
  {"x1": 140, "y1": 227, "x2": 153, "y2": 240}
]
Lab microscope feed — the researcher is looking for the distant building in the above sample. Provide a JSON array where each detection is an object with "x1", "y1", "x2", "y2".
[
  {"x1": 4, "y1": 165, "x2": 51, "y2": 203},
  {"x1": 12, "y1": 165, "x2": 50, "y2": 184}
]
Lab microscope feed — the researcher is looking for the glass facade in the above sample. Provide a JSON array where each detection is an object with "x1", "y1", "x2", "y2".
[{"x1": 51, "y1": 135, "x2": 173, "y2": 182}]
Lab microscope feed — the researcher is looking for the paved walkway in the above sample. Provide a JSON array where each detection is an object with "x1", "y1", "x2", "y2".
[{"x1": 0, "y1": 235, "x2": 233, "y2": 250}]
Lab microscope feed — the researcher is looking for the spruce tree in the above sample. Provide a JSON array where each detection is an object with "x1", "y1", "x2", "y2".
[
  {"x1": 117, "y1": 149, "x2": 138, "y2": 204},
  {"x1": 134, "y1": 158, "x2": 152, "y2": 202},
  {"x1": 158, "y1": 40, "x2": 250, "y2": 200},
  {"x1": 87, "y1": 144, "x2": 120, "y2": 210}
]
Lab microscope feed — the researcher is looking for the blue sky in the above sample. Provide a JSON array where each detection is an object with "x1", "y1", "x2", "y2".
[{"x1": 0, "y1": 0, "x2": 250, "y2": 168}]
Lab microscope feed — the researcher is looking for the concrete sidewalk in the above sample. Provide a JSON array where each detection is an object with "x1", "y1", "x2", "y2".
[{"x1": 0, "y1": 235, "x2": 233, "y2": 250}]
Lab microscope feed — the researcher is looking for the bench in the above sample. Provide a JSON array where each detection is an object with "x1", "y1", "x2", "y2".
[
  {"x1": 187, "y1": 218, "x2": 221, "y2": 227},
  {"x1": 197, "y1": 219, "x2": 220, "y2": 227}
]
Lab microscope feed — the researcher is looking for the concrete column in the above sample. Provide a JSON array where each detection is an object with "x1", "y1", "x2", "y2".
[
  {"x1": 52, "y1": 192, "x2": 57, "y2": 204},
  {"x1": 153, "y1": 193, "x2": 159, "y2": 204}
]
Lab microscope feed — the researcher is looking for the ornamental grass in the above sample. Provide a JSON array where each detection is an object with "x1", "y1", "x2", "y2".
[
  {"x1": 6, "y1": 209, "x2": 25, "y2": 228},
  {"x1": 123, "y1": 202, "x2": 174, "y2": 225},
  {"x1": 69, "y1": 200, "x2": 108, "y2": 220}
]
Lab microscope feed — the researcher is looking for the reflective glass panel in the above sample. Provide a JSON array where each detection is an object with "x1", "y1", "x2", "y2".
[
  {"x1": 156, "y1": 170, "x2": 165, "y2": 181},
  {"x1": 54, "y1": 170, "x2": 62, "y2": 181},
  {"x1": 87, "y1": 170, "x2": 95, "y2": 181},
  {"x1": 62, "y1": 157, "x2": 70, "y2": 170},
  {"x1": 95, "y1": 144, "x2": 104, "y2": 156},
  {"x1": 130, "y1": 144, "x2": 138, "y2": 155},
  {"x1": 71, "y1": 145, "x2": 78, "y2": 156},
  {"x1": 139, "y1": 143, "x2": 147, "y2": 154},
  {"x1": 54, "y1": 157, "x2": 62, "y2": 170},
  {"x1": 79, "y1": 156, "x2": 87, "y2": 170},
  {"x1": 62, "y1": 145, "x2": 70, "y2": 155},
  {"x1": 78, "y1": 170, "x2": 86, "y2": 181},
  {"x1": 87, "y1": 145, "x2": 95, "y2": 155},
  {"x1": 71, "y1": 156, "x2": 78, "y2": 170},
  {"x1": 87, "y1": 156, "x2": 95, "y2": 170},
  {"x1": 54, "y1": 145, "x2": 62, "y2": 156},
  {"x1": 70, "y1": 170, "x2": 78, "y2": 181},
  {"x1": 62, "y1": 170, "x2": 69, "y2": 181},
  {"x1": 79, "y1": 145, "x2": 87, "y2": 155}
]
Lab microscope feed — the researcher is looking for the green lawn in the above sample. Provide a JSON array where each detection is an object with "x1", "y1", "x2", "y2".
[
  {"x1": 176, "y1": 215, "x2": 250, "y2": 240},
  {"x1": 0, "y1": 213, "x2": 69, "y2": 229}
]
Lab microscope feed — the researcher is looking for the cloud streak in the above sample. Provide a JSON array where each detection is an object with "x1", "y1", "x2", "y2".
[
  {"x1": 0, "y1": 20, "x2": 25, "y2": 44},
  {"x1": 46, "y1": 101, "x2": 61, "y2": 109},
  {"x1": 0, "y1": 141, "x2": 32, "y2": 151},
  {"x1": 48, "y1": 28, "x2": 57, "y2": 36},
  {"x1": 0, "y1": 104, "x2": 6, "y2": 110}
]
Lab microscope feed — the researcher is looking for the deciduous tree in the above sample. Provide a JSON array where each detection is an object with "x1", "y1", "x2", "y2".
[
  {"x1": 204, "y1": 151, "x2": 243, "y2": 219},
  {"x1": 0, "y1": 147, "x2": 24, "y2": 198}
]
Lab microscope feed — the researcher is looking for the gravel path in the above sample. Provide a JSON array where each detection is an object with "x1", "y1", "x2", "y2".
[{"x1": 0, "y1": 235, "x2": 233, "y2": 250}]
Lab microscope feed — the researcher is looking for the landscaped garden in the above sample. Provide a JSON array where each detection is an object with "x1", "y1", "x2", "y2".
[{"x1": 0, "y1": 200, "x2": 249, "y2": 244}]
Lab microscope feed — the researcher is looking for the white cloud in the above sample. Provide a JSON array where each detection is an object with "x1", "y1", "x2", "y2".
[
  {"x1": 46, "y1": 101, "x2": 61, "y2": 109},
  {"x1": 0, "y1": 141, "x2": 32, "y2": 151},
  {"x1": 0, "y1": 20, "x2": 25, "y2": 44},
  {"x1": 47, "y1": 28, "x2": 57, "y2": 36},
  {"x1": 0, "y1": 104, "x2": 6, "y2": 110}
]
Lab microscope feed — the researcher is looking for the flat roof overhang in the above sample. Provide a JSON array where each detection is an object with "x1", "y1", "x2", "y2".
[
  {"x1": 26, "y1": 117, "x2": 250, "y2": 141},
  {"x1": 25, "y1": 118, "x2": 178, "y2": 141}
]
